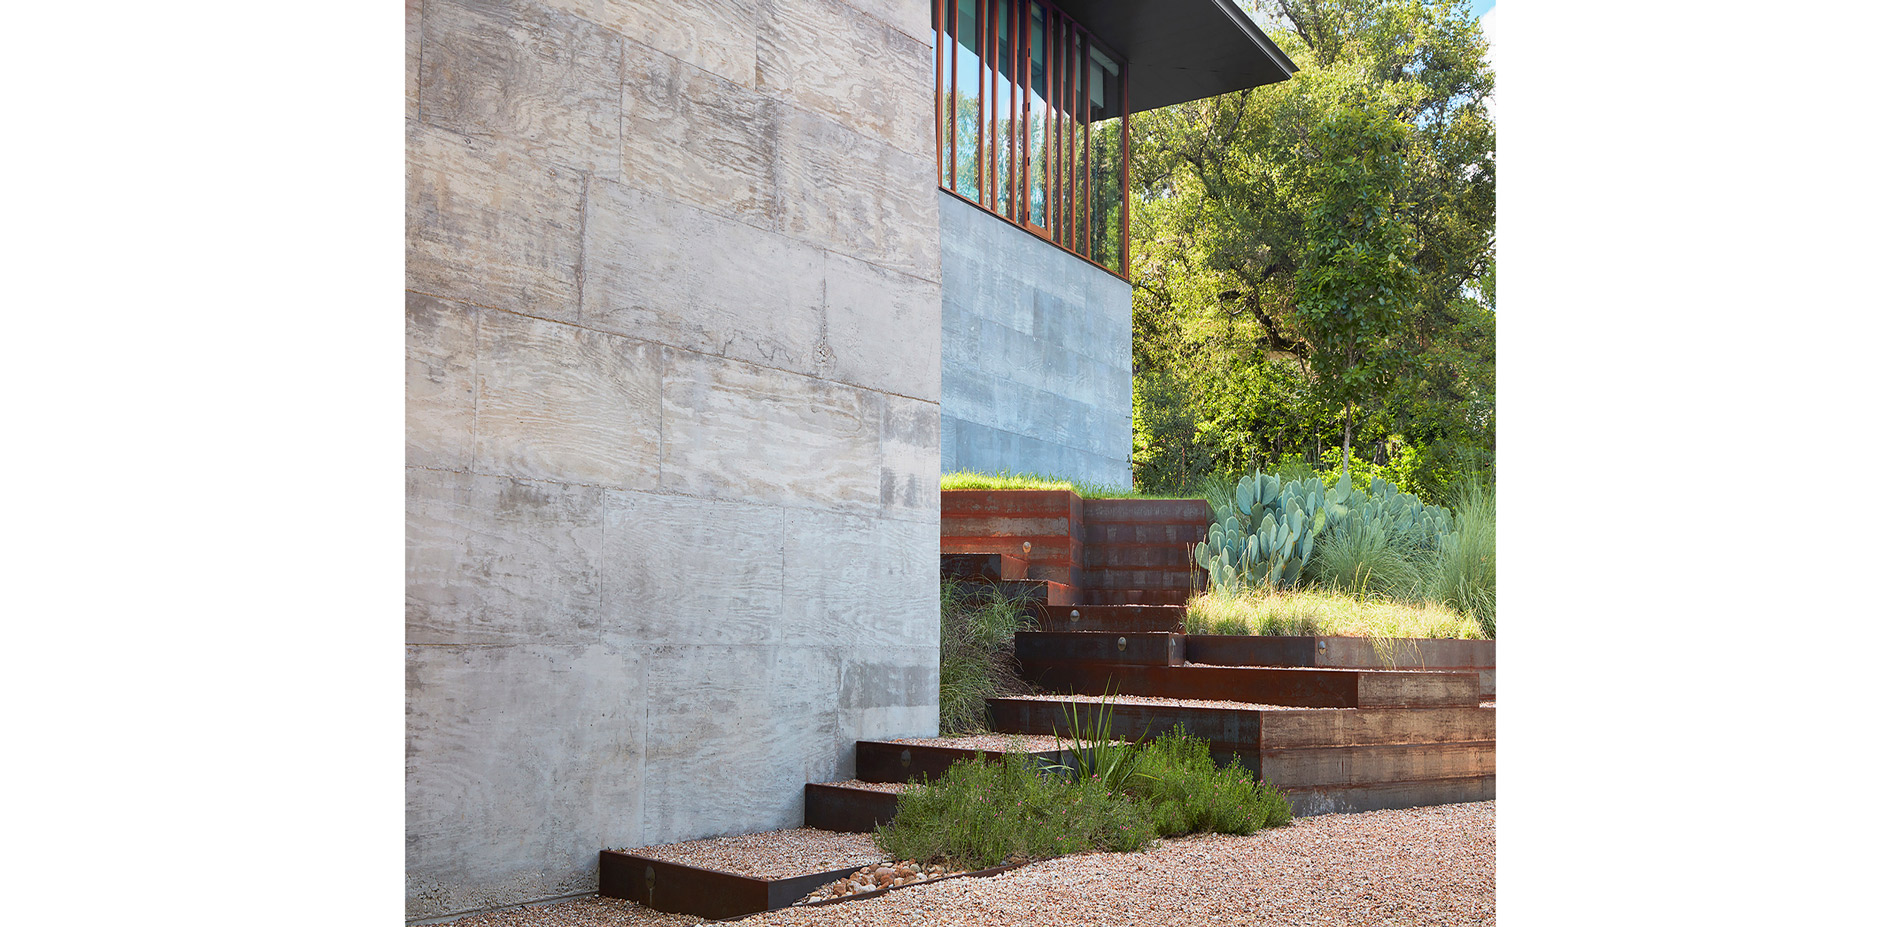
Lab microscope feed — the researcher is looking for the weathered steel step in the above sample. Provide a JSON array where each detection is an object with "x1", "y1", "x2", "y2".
[
  {"x1": 1018, "y1": 661, "x2": 1481, "y2": 708},
  {"x1": 1031, "y1": 603, "x2": 1186, "y2": 633},
  {"x1": 600, "y1": 846, "x2": 871, "y2": 920},
  {"x1": 939, "y1": 552, "x2": 1028, "y2": 582},
  {"x1": 1186, "y1": 636, "x2": 1495, "y2": 699},
  {"x1": 804, "y1": 782, "x2": 909, "y2": 833},
  {"x1": 940, "y1": 578, "x2": 1076, "y2": 607},
  {"x1": 1283, "y1": 775, "x2": 1496, "y2": 816},
  {"x1": 989, "y1": 697, "x2": 1494, "y2": 750},
  {"x1": 854, "y1": 738, "x2": 1075, "y2": 784},
  {"x1": 1259, "y1": 740, "x2": 1495, "y2": 789},
  {"x1": 1015, "y1": 631, "x2": 1185, "y2": 666}
]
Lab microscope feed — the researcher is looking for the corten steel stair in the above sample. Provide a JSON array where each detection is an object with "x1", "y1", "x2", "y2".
[
  {"x1": 940, "y1": 488, "x2": 1493, "y2": 815},
  {"x1": 940, "y1": 491, "x2": 1211, "y2": 606},
  {"x1": 995, "y1": 604, "x2": 1495, "y2": 815}
]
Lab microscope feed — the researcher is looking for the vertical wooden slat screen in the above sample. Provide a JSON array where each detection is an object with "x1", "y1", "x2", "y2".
[{"x1": 933, "y1": 0, "x2": 1128, "y2": 279}]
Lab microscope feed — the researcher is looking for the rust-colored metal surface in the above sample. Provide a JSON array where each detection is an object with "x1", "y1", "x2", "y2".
[
  {"x1": 1259, "y1": 741, "x2": 1496, "y2": 789},
  {"x1": 986, "y1": 697, "x2": 1267, "y2": 753},
  {"x1": 1282, "y1": 775, "x2": 1496, "y2": 817},
  {"x1": 1258, "y1": 705, "x2": 1496, "y2": 749},
  {"x1": 1183, "y1": 636, "x2": 1495, "y2": 670},
  {"x1": 598, "y1": 852, "x2": 865, "y2": 921},
  {"x1": 941, "y1": 491, "x2": 1213, "y2": 606},
  {"x1": 1015, "y1": 631, "x2": 1184, "y2": 665},
  {"x1": 803, "y1": 783, "x2": 903, "y2": 834},
  {"x1": 854, "y1": 741, "x2": 1068, "y2": 784},
  {"x1": 1079, "y1": 498, "x2": 1209, "y2": 606},
  {"x1": 1183, "y1": 636, "x2": 1319, "y2": 667},
  {"x1": 940, "y1": 552, "x2": 1028, "y2": 582},
  {"x1": 1031, "y1": 603, "x2": 1185, "y2": 632},
  {"x1": 941, "y1": 490, "x2": 1086, "y2": 588},
  {"x1": 941, "y1": 578, "x2": 1076, "y2": 607},
  {"x1": 1017, "y1": 662, "x2": 1364, "y2": 708}
]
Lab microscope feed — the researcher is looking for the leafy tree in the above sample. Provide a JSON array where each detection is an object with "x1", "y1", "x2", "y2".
[{"x1": 1129, "y1": 0, "x2": 1494, "y2": 502}]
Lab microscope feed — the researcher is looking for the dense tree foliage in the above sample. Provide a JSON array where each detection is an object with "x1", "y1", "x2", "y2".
[{"x1": 1129, "y1": 0, "x2": 1494, "y2": 503}]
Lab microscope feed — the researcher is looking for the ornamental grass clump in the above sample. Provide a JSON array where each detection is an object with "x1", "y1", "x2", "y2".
[
  {"x1": 875, "y1": 727, "x2": 1294, "y2": 869},
  {"x1": 1125, "y1": 726, "x2": 1293, "y2": 837},
  {"x1": 873, "y1": 753, "x2": 1156, "y2": 870},
  {"x1": 1428, "y1": 480, "x2": 1496, "y2": 637},
  {"x1": 938, "y1": 582, "x2": 1038, "y2": 733}
]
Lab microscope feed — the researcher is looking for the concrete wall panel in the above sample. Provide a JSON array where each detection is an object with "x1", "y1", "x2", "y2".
[
  {"x1": 821, "y1": 250, "x2": 940, "y2": 400},
  {"x1": 543, "y1": 0, "x2": 761, "y2": 86},
  {"x1": 407, "y1": 469, "x2": 604, "y2": 645},
  {"x1": 640, "y1": 644, "x2": 842, "y2": 843},
  {"x1": 774, "y1": 108, "x2": 939, "y2": 281},
  {"x1": 406, "y1": 642, "x2": 646, "y2": 920},
  {"x1": 421, "y1": 0, "x2": 624, "y2": 178},
  {"x1": 407, "y1": 120, "x2": 584, "y2": 320},
  {"x1": 939, "y1": 193, "x2": 1132, "y2": 486},
  {"x1": 837, "y1": 649, "x2": 939, "y2": 770},
  {"x1": 407, "y1": 0, "x2": 941, "y2": 916},
  {"x1": 407, "y1": 291, "x2": 477, "y2": 471},
  {"x1": 880, "y1": 394, "x2": 942, "y2": 522},
  {"x1": 407, "y1": 0, "x2": 423, "y2": 119},
  {"x1": 582, "y1": 176, "x2": 824, "y2": 374},
  {"x1": 759, "y1": 0, "x2": 933, "y2": 157},
  {"x1": 600, "y1": 491, "x2": 785, "y2": 647},
  {"x1": 660, "y1": 349, "x2": 882, "y2": 512},
  {"x1": 474, "y1": 308, "x2": 664, "y2": 490},
  {"x1": 620, "y1": 37, "x2": 777, "y2": 225},
  {"x1": 781, "y1": 512, "x2": 937, "y2": 649},
  {"x1": 833, "y1": 0, "x2": 931, "y2": 45}
]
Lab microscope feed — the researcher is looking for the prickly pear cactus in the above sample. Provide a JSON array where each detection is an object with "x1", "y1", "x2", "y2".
[
  {"x1": 1192, "y1": 470, "x2": 1455, "y2": 594},
  {"x1": 1192, "y1": 469, "x2": 1338, "y2": 593}
]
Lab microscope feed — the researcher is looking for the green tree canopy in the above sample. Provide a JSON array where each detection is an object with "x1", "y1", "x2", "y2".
[{"x1": 1130, "y1": 0, "x2": 1494, "y2": 502}]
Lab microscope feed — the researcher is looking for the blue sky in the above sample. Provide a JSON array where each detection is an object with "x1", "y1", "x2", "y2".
[{"x1": 1469, "y1": 0, "x2": 1496, "y2": 16}]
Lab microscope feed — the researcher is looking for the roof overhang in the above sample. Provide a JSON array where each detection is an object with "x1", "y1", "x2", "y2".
[{"x1": 1050, "y1": 0, "x2": 1298, "y2": 113}]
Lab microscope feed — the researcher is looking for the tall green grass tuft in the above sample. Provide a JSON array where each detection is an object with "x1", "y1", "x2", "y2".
[
  {"x1": 1185, "y1": 587, "x2": 1482, "y2": 639},
  {"x1": 1429, "y1": 480, "x2": 1496, "y2": 636},
  {"x1": 874, "y1": 754, "x2": 1157, "y2": 868},
  {"x1": 874, "y1": 730, "x2": 1295, "y2": 869},
  {"x1": 938, "y1": 582, "x2": 1039, "y2": 734},
  {"x1": 940, "y1": 469, "x2": 1171, "y2": 499},
  {"x1": 1311, "y1": 517, "x2": 1431, "y2": 601},
  {"x1": 1125, "y1": 726, "x2": 1292, "y2": 836}
]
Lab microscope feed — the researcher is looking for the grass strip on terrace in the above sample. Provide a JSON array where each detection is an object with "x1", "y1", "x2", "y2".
[
  {"x1": 939, "y1": 470, "x2": 1181, "y2": 500},
  {"x1": 1187, "y1": 588, "x2": 1487, "y2": 640}
]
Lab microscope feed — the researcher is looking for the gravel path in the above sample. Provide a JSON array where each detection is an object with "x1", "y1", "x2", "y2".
[{"x1": 431, "y1": 802, "x2": 1493, "y2": 927}]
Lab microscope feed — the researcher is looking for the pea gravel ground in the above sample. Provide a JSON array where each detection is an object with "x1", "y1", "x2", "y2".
[{"x1": 428, "y1": 801, "x2": 1494, "y2": 927}]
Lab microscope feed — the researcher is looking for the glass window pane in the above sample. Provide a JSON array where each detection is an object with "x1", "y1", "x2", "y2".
[
  {"x1": 1088, "y1": 51, "x2": 1124, "y2": 270},
  {"x1": 994, "y1": 0, "x2": 1012, "y2": 217},
  {"x1": 955, "y1": 0, "x2": 981, "y2": 200},
  {"x1": 938, "y1": 2, "x2": 953, "y2": 188},
  {"x1": 1027, "y1": 3, "x2": 1047, "y2": 229}
]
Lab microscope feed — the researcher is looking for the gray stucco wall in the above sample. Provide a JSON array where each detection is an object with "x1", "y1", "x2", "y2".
[
  {"x1": 939, "y1": 192, "x2": 1135, "y2": 488},
  {"x1": 405, "y1": 0, "x2": 941, "y2": 920}
]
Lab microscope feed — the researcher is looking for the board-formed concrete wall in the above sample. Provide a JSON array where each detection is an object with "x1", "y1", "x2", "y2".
[
  {"x1": 939, "y1": 192, "x2": 1135, "y2": 488},
  {"x1": 405, "y1": 0, "x2": 941, "y2": 919}
]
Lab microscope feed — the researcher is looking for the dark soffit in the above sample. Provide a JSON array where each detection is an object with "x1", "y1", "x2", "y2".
[{"x1": 1048, "y1": 0, "x2": 1298, "y2": 113}]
